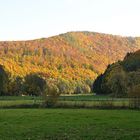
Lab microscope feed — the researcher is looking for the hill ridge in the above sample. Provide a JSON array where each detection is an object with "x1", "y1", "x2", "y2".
[
  {"x1": 0, "y1": 31, "x2": 140, "y2": 82},
  {"x1": 1, "y1": 31, "x2": 139, "y2": 42}
]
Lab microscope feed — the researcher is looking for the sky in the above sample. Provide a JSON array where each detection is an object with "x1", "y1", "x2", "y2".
[{"x1": 0, "y1": 0, "x2": 140, "y2": 41}]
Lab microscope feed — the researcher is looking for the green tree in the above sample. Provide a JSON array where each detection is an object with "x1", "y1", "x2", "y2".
[
  {"x1": 8, "y1": 76, "x2": 24, "y2": 96},
  {"x1": 24, "y1": 73, "x2": 46, "y2": 96},
  {"x1": 108, "y1": 72, "x2": 127, "y2": 97},
  {"x1": 92, "y1": 74, "x2": 104, "y2": 94},
  {"x1": 128, "y1": 84, "x2": 140, "y2": 98},
  {"x1": 0, "y1": 65, "x2": 9, "y2": 95}
]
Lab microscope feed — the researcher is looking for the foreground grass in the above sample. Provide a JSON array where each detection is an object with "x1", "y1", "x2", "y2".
[{"x1": 0, "y1": 109, "x2": 139, "y2": 140}]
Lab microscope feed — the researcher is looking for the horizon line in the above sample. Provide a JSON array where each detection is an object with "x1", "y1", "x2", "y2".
[{"x1": 0, "y1": 30, "x2": 139, "y2": 42}]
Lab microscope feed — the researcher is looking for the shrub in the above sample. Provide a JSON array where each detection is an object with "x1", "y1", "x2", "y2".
[
  {"x1": 43, "y1": 79, "x2": 60, "y2": 107},
  {"x1": 128, "y1": 84, "x2": 140, "y2": 109}
]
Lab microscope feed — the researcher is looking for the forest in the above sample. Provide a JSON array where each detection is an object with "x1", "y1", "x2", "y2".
[
  {"x1": 93, "y1": 50, "x2": 140, "y2": 98},
  {"x1": 0, "y1": 31, "x2": 140, "y2": 95}
]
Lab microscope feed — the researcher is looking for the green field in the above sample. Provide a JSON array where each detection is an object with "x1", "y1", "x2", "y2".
[
  {"x1": 0, "y1": 109, "x2": 139, "y2": 140},
  {"x1": 0, "y1": 95, "x2": 131, "y2": 109},
  {"x1": 0, "y1": 94, "x2": 107, "y2": 101},
  {"x1": 0, "y1": 96, "x2": 139, "y2": 139}
]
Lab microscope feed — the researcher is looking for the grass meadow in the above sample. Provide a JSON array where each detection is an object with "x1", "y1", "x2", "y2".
[
  {"x1": 0, "y1": 95, "x2": 139, "y2": 139},
  {"x1": 0, "y1": 95, "x2": 133, "y2": 109},
  {"x1": 0, "y1": 109, "x2": 140, "y2": 140}
]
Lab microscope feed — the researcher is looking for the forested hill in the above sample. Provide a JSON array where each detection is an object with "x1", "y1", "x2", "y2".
[
  {"x1": 93, "y1": 50, "x2": 140, "y2": 97},
  {"x1": 0, "y1": 31, "x2": 140, "y2": 81}
]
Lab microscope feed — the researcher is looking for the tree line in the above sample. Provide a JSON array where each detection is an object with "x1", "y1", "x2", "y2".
[{"x1": 0, "y1": 64, "x2": 93, "y2": 96}]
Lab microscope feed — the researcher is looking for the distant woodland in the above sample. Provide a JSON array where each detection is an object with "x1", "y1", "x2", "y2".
[{"x1": 0, "y1": 31, "x2": 140, "y2": 95}]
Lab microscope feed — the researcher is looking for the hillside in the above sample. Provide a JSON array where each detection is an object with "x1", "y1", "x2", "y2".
[
  {"x1": 93, "y1": 50, "x2": 140, "y2": 97},
  {"x1": 0, "y1": 31, "x2": 140, "y2": 82}
]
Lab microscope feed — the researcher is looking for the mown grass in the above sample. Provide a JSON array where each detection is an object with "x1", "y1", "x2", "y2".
[
  {"x1": 59, "y1": 94, "x2": 110, "y2": 101},
  {"x1": 0, "y1": 109, "x2": 139, "y2": 140}
]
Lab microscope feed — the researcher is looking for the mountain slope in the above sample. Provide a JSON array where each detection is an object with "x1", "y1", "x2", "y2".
[
  {"x1": 0, "y1": 31, "x2": 140, "y2": 82},
  {"x1": 93, "y1": 50, "x2": 140, "y2": 97}
]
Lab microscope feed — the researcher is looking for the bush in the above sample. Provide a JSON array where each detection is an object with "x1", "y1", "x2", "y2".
[
  {"x1": 128, "y1": 84, "x2": 140, "y2": 108},
  {"x1": 43, "y1": 79, "x2": 60, "y2": 107}
]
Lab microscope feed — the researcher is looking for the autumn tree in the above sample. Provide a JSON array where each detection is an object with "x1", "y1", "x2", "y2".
[
  {"x1": 57, "y1": 78, "x2": 75, "y2": 94},
  {"x1": 74, "y1": 82, "x2": 91, "y2": 94}
]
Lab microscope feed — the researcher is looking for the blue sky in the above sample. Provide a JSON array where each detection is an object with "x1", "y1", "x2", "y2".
[{"x1": 0, "y1": 0, "x2": 140, "y2": 40}]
